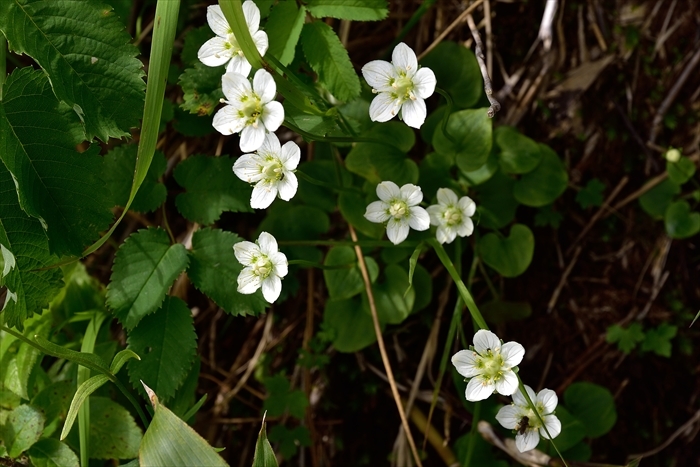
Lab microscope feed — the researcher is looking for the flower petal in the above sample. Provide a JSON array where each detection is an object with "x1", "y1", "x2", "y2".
[
  {"x1": 451, "y1": 349, "x2": 480, "y2": 378},
  {"x1": 408, "y1": 206, "x2": 430, "y2": 231},
  {"x1": 437, "y1": 187, "x2": 459, "y2": 206},
  {"x1": 376, "y1": 181, "x2": 401, "y2": 202},
  {"x1": 233, "y1": 241, "x2": 258, "y2": 265},
  {"x1": 213, "y1": 105, "x2": 246, "y2": 135},
  {"x1": 399, "y1": 183, "x2": 423, "y2": 206},
  {"x1": 237, "y1": 267, "x2": 261, "y2": 294},
  {"x1": 537, "y1": 389, "x2": 559, "y2": 414},
  {"x1": 495, "y1": 405, "x2": 521, "y2": 430},
  {"x1": 257, "y1": 232, "x2": 278, "y2": 255},
  {"x1": 250, "y1": 181, "x2": 277, "y2": 209},
  {"x1": 206, "y1": 5, "x2": 231, "y2": 38},
  {"x1": 269, "y1": 252, "x2": 288, "y2": 278},
  {"x1": 512, "y1": 385, "x2": 536, "y2": 407},
  {"x1": 426, "y1": 205, "x2": 442, "y2": 225},
  {"x1": 361, "y1": 60, "x2": 396, "y2": 91},
  {"x1": 261, "y1": 275, "x2": 282, "y2": 303},
  {"x1": 242, "y1": 0, "x2": 261, "y2": 33},
  {"x1": 386, "y1": 218, "x2": 410, "y2": 244},
  {"x1": 501, "y1": 341, "x2": 525, "y2": 367},
  {"x1": 392, "y1": 42, "x2": 418, "y2": 75},
  {"x1": 515, "y1": 431, "x2": 540, "y2": 453},
  {"x1": 222, "y1": 72, "x2": 252, "y2": 101},
  {"x1": 494, "y1": 369, "x2": 519, "y2": 396},
  {"x1": 369, "y1": 93, "x2": 399, "y2": 122},
  {"x1": 456, "y1": 218, "x2": 474, "y2": 237},
  {"x1": 252, "y1": 30, "x2": 269, "y2": 56},
  {"x1": 198, "y1": 37, "x2": 232, "y2": 67},
  {"x1": 540, "y1": 414, "x2": 562, "y2": 439},
  {"x1": 253, "y1": 69, "x2": 276, "y2": 103},
  {"x1": 277, "y1": 171, "x2": 298, "y2": 201},
  {"x1": 280, "y1": 142, "x2": 301, "y2": 169},
  {"x1": 365, "y1": 201, "x2": 390, "y2": 223},
  {"x1": 465, "y1": 376, "x2": 494, "y2": 402},
  {"x1": 459, "y1": 196, "x2": 477, "y2": 216},
  {"x1": 261, "y1": 101, "x2": 284, "y2": 132},
  {"x1": 436, "y1": 226, "x2": 456, "y2": 244},
  {"x1": 412, "y1": 67, "x2": 437, "y2": 99},
  {"x1": 400, "y1": 98, "x2": 427, "y2": 128},
  {"x1": 240, "y1": 125, "x2": 266, "y2": 152},
  {"x1": 258, "y1": 132, "x2": 281, "y2": 156},
  {"x1": 473, "y1": 329, "x2": 501, "y2": 354},
  {"x1": 226, "y1": 54, "x2": 252, "y2": 77},
  {"x1": 233, "y1": 155, "x2": 264, "y2": 183}
]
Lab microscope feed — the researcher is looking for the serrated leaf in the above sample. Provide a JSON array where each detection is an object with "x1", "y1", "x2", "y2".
[
  {"x1": 188, "y1": 228, "x2": 268, "y2": 317},
  {"x1": 3, "y1": 404, "x2": 45, "y2": 457},
  {"x1": 0, "y1": 68, "x2": 113, "y2": 257},
  {"x1": 575, "y1": 178, "x2": 606, "y2": 209},
  {"x1": 127, "y1": 297, "x2": 197, "y2": 402},
  {"x1": 0, "y1": 0, "x2": 145, "y2": 141},
  {"x1": 606, "y1": 323, "x2": 645, "y2": 354},
  {"x1": 174, "y1": 155, "x2": 252, "y2": 224},
  {"x1": 178, "y1": 62, "x2": 225, "y2": 116},
  {"x1": 103, "y1": 145, "x2": 167, "y2": 213},
  {"x1": 640, "y1": 323, "x2": 677, "y2": 357},
  {"x1": 306, "y1": 0, "x2": 388, "y2": 20},
  {"x1": 301, "y1": 22, "x2": 360, "y2": 102},
  {"x1": 106, "y1": 228, "x2": 190, "y2": 330},
  {"x1": 263, "y1": 375, "x2": 309, "y2": 419},
  {"x1": 28, "y1": 438, "x2": 79, "y2": 467},
  {"x1": 267, "y1": 1, "x2": 306, "y2": 65}
]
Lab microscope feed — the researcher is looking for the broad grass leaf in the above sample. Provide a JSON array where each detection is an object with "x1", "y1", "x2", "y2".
[
  {"x1": 103, "y1": 145, "x2": 167, "y2": 213},
  {"x1": 106, "y1": 228, "x2": 189, "y2": 330},
  {"x1": 174, "y1": 155, "x2": 252, "y2": 225},
  {"x1": 301, "y1": 22, "x2": 360, "y2": 102},
  {"x1": 0, "y1": 0, "x2": 145, "y2": 141},
  {"x1": 267, "y1": 1, "x2": 306, "y2": 65},
  {"x1": 0, "y1": 68, "x2": 113, "y2": 257},
  {"x1": 252, "y1": 418, "x2": 278, "y2": 467},
  {"x1": 306, "y1": 0, "x2": 388, "y2": 21},
  {"x1": 127, "y1": 297, "x2": 197, "y2": 403},
  {"x1": 188, "y1": 228, "x2": 268, "y2": 317}
]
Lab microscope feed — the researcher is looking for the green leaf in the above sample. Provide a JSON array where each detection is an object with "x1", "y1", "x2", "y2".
[
  {"x1": 666, "y1": 156, "x2": 696, "y2": 185},
  {"x1": 306, "y1": 0, "x2": 388, "y2": 20},
  {"x1": 0, "y1": 68, "x2": 113, "y2": 257},
  {"x1": 258, "y1": 204, "x2": 330, "y2": 263},
  {"x1": 30, "y1": 381, "x2": 74, "y2": 438},
  {"x1": 481, "y1": 300, "x2": 532, "y2": 326},
  {"x1": 178, "y1": 62, "x2": 225, "y2": 116},
  {"x1": 263, "y1": 375, "x2": 309, "y2": 419},
  {"x1": 103, "y1": 145, "x2": 167, "y2": 213},
  {"x1": 575, "y1": 178, "x2": 606, "y2": 209},
  {"x1": 513, "y1": 144, "x2": 568, "y2": 207},
  {"x1": 110, "y1": 349, "x2": 141, "y2": 375},
  {"x1": 640, "y1": 323, "x2": 677, "y2": 357},
  {"x1": 478, "y1": 224, "x2": 534, "y2": 277},
  {"x1": 252, "y1": 417, "x2": 278, "y2": 467},
  {"x1": 181, "y1": 25, "x2": 213, "y2": 66},
  {"x1": 639, "y1": 179, "x2": 681, "y2": 219},
  {"x1": 664, "y1": 200, "x2": 700, "y2": 239},
  {"x1": 139, "y1": 388, "x2": 227, "y2": 467},
  {"x1": 300, "y1": 22, "x2": 361, "y2": 102},
  {"x1": 127, "y1": 297, "x2": 197, "y2": 402},
  {"x1": 433, "y1": 109, "x2": 492, "y2": 172},
  {"x1": 188, "y1": 228, "x2": 268, "y2": 317},
  {"x1": 410, "y1": 264, "x2": 432, "y2": 312},
  {"x1": 28, "y1": 438, "x2": 79, "y2": 467},
  {"x1": 474, "y1": 170, "x2": 518, "y2": 230},
  {"x1": 544, "y1": 406, "x2": 586, "y2": 453},
  {"x1": 420, "y1": 42, "x2": 481, "y2": 108},
  {"x1": 60, "y1": 374, "x2": 110, "y2": 441},
  {"x1": 338, "y1": 191, "x2": 386, "y2": 238},
  {"x1": 106, "y1": 228, "x2": 190, "y2": 330},
  {"x1": 169, "y1": 358, "x2": 202, "y2": 420},
  {"x1": 0, "y1": 0, "x2": 145, "y2": 141},
  {"x1": 0, "y1": 312, "x2": 51, "y2": 397},
  {"x1": 366, "y1": 264, "x2": 415, "y2": 324},
  {"x1": 323, "y1": 246, "x2": 379, "y2": 300},
  {"x1": 284, "y1": 101, "x2": 339, "y2": 137},
  {"x1": 419, "y1": 151, "x2": 457, "y2": 201},
  {"x1": 297, "y1": 161, "x2": 352, "y2": 212},
  {"x1": 534, "y1": 204, "x2": 563, "y2": 229},
  {"x1": 266, "y1": 1, "x2": 306, "y2": 65},
  {"x1": 494, "y1": 126, "x2": 542, "y2": 174},
  {"x1": 564, "y1": 382, "x2": 617, "y2": 438},
  {"x1": 461, "y1": 152, "x2": 498, "y2": 186},
  {"x1": 322, "y1": 297, "x2": 378, "y2": 353},
  {"x1": 3, "y1": 404, "x2": 45, "y2": 457},
  {"x1": 606, "y1": 323, "x2": 645, "y2": 354},
  {"x1": 174, "y1": 155, "x2": 252, "y2": 225},
  {"x1": 268, "y1": 425, "x2": 310, "y2": 459},
  {"x1": 33, "y1": 335, "x2": 110, "y2": 374}
]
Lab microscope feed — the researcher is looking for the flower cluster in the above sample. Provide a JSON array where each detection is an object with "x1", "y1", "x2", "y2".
[{"x1": 496, "y1": 385, "x2": 562, "y2": 453}]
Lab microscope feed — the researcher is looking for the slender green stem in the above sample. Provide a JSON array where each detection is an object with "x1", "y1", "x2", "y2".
[
  {"x1": 464, "y1": 400, "x2": 481, "y2": 467},
  {"x1": 477, "y1": 258, "x2": 500, "y2": 300},
  {"x1": 114, "y1": 378, "x2": 150, "y2": 428},
  {"x1": 429, "y1": 238, "x2": 488, "y2": 330},
  {"x1": 78, "y1": 313, "x2": 106, "y2": 467},
  {"x1": 218, "y1": 0, "x2": 262, "y2": 70},
  {"x1": 296, "y1": 170, "x2": 361, "y2": 194},
  {"x1": 265, "y1": 53, "x2": 326, "y2": 109},
  {"x1": 434, "y1": 87, "x2": 457, "y2": 145},
  {"x1": 0, "y1": 34, "x2": 7, "y2": 100},
  {"x1": 278, "y1": 239, "x2": 420, "y2": 248}
]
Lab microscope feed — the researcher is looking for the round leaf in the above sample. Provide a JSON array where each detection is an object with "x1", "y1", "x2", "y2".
[
  {"x1": 365, "y1": 264, "x2": 415, "y2": 324},
  {"x1": 639, "y1": 179, "x2": 681, "y2": 219},
  {"x1": 323, "y1": 297, "x2": 378, "y2": 353},
  {"x1": 494, "y1": 126, "x2": 542, "y2": 174},
  {"x1": 419, "y1": 41, "x2": 482, "y2": 108},
  {"x1": 477, "y1": 224, "x2": 534, "y2": 277},
  {"x1": 433, "y1": 109, "x2": 493, "y2": 172},
  {"x1": 666, "y1": 156, "x2": 696, "y2": 185},
  {"x1": 474, "y1": 170, "x2": 518, "y2": 229},
  {"x1": 323, "y1": 246, "x2": 379, "y2": 300},
  {"x1": 513, "y1": 144, "x2": 568, "y2": 207},
  {"x1": 664, "y1": 200, "x2": 700, "y2": 239},
  {"x1": 564, "y1": 382, "x2": 617, "y2": 438},
  {"x1": 4, "y1": 404, "x2": 45, "y2": 458},
  {"x1": 28, "y1": 438, "x2": 79, "y2": 467}
]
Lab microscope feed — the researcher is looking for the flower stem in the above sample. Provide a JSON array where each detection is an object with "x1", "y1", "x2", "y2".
[
  {"x1": 278, "y1": 239, "x2": 420, "y2": 248},
  {"x1": 434, "y1": 87, "x2": 457, "y2": 145},
  {"x1": 283, "y1": 119, "x2": 397, "y2": 148},
  {"x1": 428, "y1": 238, "x2": 488, "y2": 331}
]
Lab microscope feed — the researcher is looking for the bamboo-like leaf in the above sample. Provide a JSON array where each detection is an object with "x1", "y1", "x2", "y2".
[
  {"x1": 60, "y1": 374, "x2": 110, "y2": 441},
  {"x1": 33, "y1": 335, "x2": 110, "y2": 374},
  {"x1": 110, "y1": 349, "x2": 141, "y2": 375},
  {"x1": 252, "y1": 414, "x2": 278, "y2": 467}
]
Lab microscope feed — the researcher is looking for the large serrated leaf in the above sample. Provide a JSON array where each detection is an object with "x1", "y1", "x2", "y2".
[
  {"x1": 103, "y1": 145, "x2": 167, "y2": 213},
  {"x1": 266, "y1": 1, "x2": 306, "y2": 65},
  {"x1": 178, "y1": 62, "x2": 225, "y2": 116},
  {"x1": 188, "y1": 228, "x2": 268, "y2": 317},
  {"x1": 300, "y1": 22, "x2": 360, "y2": 102},
  {"x1": 174, "y1": 155, "x2": 252, "y2": 224},
  {"x1": 0, "y1": 163, "x2": 63, "y2": 330},
  {"x1": 106, "y1": 228, "x2": 189, "y2": 330},
  {"x1": 306, "y1": 0, "x2": 388, "y2": 21},
  {"x1": 0, "y1": 68, "x2": 113, "y2": 257},
  {"x1": 0, "y1": 0, "x2": 145, "y2": 141},
  {"x1": 127, "y1": 296, "x2": 197, "y2": 402}
]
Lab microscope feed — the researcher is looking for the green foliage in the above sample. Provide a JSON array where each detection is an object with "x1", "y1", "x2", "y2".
[
  {"x1": 268, "y1": 425, "x2": 311, "y2": 459},
  {"x1": 174, "y1": 155, "x2": 252, "y2": 224},
  {"x1": 433, "y1": 109, "x2": 493, "y2": 172},
  {"x1": 640, "y1": 323, "x2": 677, "y2": 357},
  {"x1": 338, "y1": 191, "x2": 386, "y2": 238},
  {"x1": 564, "y1": 382, "x2": 617, "y2": 438},
  {"x1": 576, "y1": 178, "x2": 606, "y2": 209},
  {"x1": 188, "y1": 228, "x2": 268, "y2": 317},
  {"x1": 494, "y1": 126, "x2": 542, "y2": 174},
  {"x1": 606, "y1": 323, "x2": 645, "y2": 354},
  {"x1": 60, "y1": 374, "x2": 110, "y2": 441},
  {"x1": 0, "y1": 312, "x2": 51, "y2": 398},
  {"x1": 639, "y1": 179, "x2": 680, "y2": 219},
  {"x1": 0, "y1": 68, "x2": 113, "y2": 257},
  {"x1": 306, "y1": 0, "x2": 388, "y2": 20},
  {"x1": 513, "y1": 144, "x2": 568, "y2": 207},
  {"x1": 474, "y1": 170, "x2": 518, "y2": 230},
  {"x1": 103, "y1": 146, "x2": 168, "y2": 213},
  {"x1": 323, "y1": 246, "x2": 379, "y2": 300},
  {"x1": 478, "y1": 224, "x2": 534, "y2": 277},
  {"x1": 481, "y1": 300, "x2": 532, "y2": 326},
  {"x1": 127, "y1": 296, "x2": 197, "y2": 402},
  {"x1": 664, "y1": 200, "x2": 700, "y2": 239},
  {"x1": 178, "y1": 62, "x2": 226, "y2": 116},
  {"x1": 258, "y1": 204, "x2": 330, "y2": 263},
  {"x1": 106, "y1": 228, "x2": 190, "y2": 330},
  {"x1": 31, "y1": 381, "x2": 74, "y2": 437},
  {"x1": 0, "y1": 0, "x2": 145, "y2": 141},
  {"x1": 2, "y1": 404, "x2": 45, "y2": 457},
  {"x1": 181, "y1": 25, "x2": 212, "y2": 65},
  {"x1": 263, "y1": 375, "x2": 309, "y2": 419},
  {"x1": 28, "y1": 438, "x2": 79, "y2": 467},
  {"x1": 535, "y1": 205, "x2": 564, "y2": 228},
  {"x1": 322, "y1": 297, "x2": 378, "y2": 352},
  {"x1": 266, "y1": 1, "x2": 306, "y2": 65},
  {"x1": 420, "y1": 42, "x2": 482, "y2": 109},
  {"x1": 301, "y1": 22, "x2": 361, "y2": 102},
  {"x1": 666, "y1": 156, "x2": 696, "y2": 185},
  {"x1": 366, "y1": 264, "x2": 415, "y2": 324},
  {"x1": 546, "y1": 406, "x2": 586, "y2": 452}
]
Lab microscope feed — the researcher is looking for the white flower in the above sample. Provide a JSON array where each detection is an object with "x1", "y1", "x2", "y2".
[
  {"x1": 197, "y1": 2, "x2": 268, "y2": 77},
  {"x1": 233, "y1": 231, "x2": 288, "y2": 303},
  {"x1": 451, "y1": 329, "x2": 525, "y2": 402},
  {"x1": 495, "y1": 385, "x2": 562, "y2": 453},
  {"x1": 233, "y1": 133, "x2": 300, "y2": 209},
  {"x1": 665, "y1": 148, "x2": 681, "y2": 162},
  {"x1": 364, "y1": 181, "x2": 430, "y2": 245},
  {"x1": 361, "y1": 42, "x2": 437, "y2": 128},
  {"x1": 426, "y1": 188, "x2": 476, "y2": 244},
  {"x1": 213, "y1": 69, "x2": 284, "y2": 152}
]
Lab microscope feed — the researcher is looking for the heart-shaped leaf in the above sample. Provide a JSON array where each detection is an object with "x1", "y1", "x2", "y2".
[
  {"x1": 639, "y1": 179, "x2": 681, "y2": 219},
  {"x1": 433, "y1": 109, "x2": 492, "y2": 172},
  {"x1": 323, "y1": 297, "x2": 379, "y2": 353},
  {"x1": 420, "y1": 42, "x2": 482, "y2": 109},
  {"x1": 666, "y1": 156, "x2": 696, "y2": 185},
  {"x1": 513, "y1": 144, "x2": 568, "y2": 207},
  {"x1": 664, "y1": 200, "x2": 700, "y2": 239},
  {"x1": 494, "y1": 126, "x2": 542, "y2": 174},
  {"x1": 474, "y1": 170, "x2": 518, "y2": 230},
  {"x1": 323, "y1": 246, "x2": 379, "y2": 300},
  {"x1": 478, "y1": 224, "x2": 534, "y2": 277},
  {"x1": 364, "y1": 264, "x2": 415, "y2": 324}
]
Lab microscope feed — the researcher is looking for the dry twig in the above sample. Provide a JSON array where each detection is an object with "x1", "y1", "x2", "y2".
[{"x1": 466, "y1": 14, "x2": 501, "y2": 118}]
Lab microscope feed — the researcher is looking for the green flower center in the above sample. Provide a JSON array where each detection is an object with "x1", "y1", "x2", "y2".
[
  {"x1": 261, "y1": 157, "x2": 284, "y2": 181},
  {"x1": 389, "y1": 74, "x2": 414, "y2": 102},
  {"x1": 238, "y1": 95, "x2": 263, "y2": 126},
  {"x1": 225, "y1": 33, "x2": 242, "y2": 55},
  {"x1": 473, "y1": 350, "x2": 507, "y2": 382},
  {"x1": 252, "y1": 255, "x2": 272, "y2": 279},
  {"x1": 388, "y1": 200, "x2": 408, "y2": 219},
  {"x1": 442, "y1": 206, "x2": 462, "y2": 226}
]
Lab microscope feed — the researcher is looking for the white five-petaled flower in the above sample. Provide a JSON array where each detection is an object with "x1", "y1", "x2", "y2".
[
  {"x1": 197, "y1": 2, "x2": 268, "y2": 77},
  {"x1": 495, "y1": 385, "x2": 562, "y2": 453},
  {"x1": 233, "y1": 232, "x2": 288, "y2": 303},
  {"x1": 213, "y1": 69, "x2": 284, "y2": 152},
  {"x1": 364, "y1": 181, "x2": 430, "y2": 245},
  {"x1": 451, "y1": 329, "x2": 525, "y2": 402},
  {"x1": 361, "y1": 42, "x2": 437, "y2": 128},
  {"x1": 233, "y1": 133, "x2": 300, "y2": 209},
  {"x1": 427, "y1": 188, "x2": 477, "y2": 244}
]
